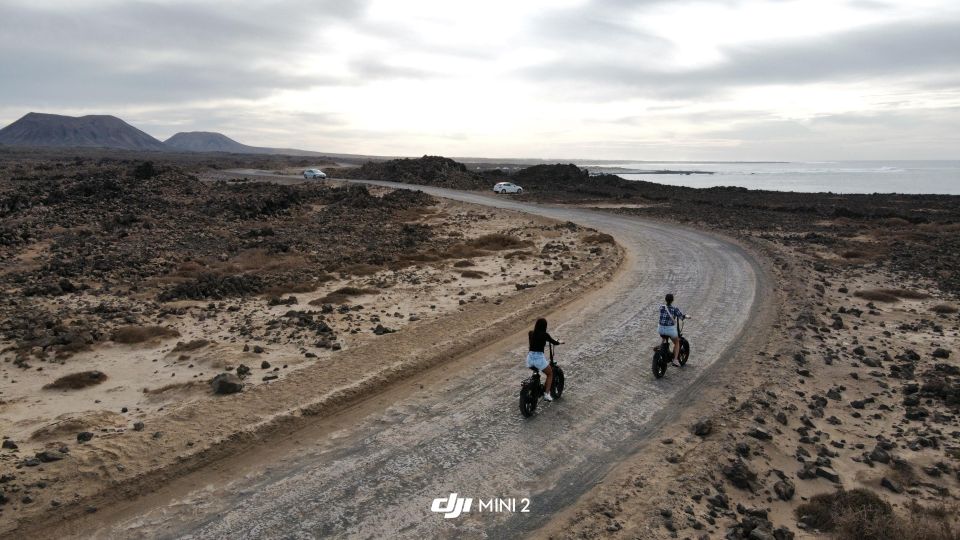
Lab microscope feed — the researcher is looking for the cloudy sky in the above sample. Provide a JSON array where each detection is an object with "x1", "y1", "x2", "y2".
[{"x1": 1, "y1": 0, "x2": 958, "y2": 160}]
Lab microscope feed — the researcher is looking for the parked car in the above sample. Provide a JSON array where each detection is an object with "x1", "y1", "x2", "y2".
[
  {"x1": 303, "y1": 169, "x2": 327, "y2": 179},
  {"x1": 493, "y1": 182, "x2": 523, "y2": 194}
]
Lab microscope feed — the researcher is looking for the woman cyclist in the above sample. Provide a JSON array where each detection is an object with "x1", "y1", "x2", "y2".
[
  {"x1": 658, "y1": 294, "x2": 691, "y2": 367},
  {"x1": 527, "y1": 318, "x2": 562, "y2": 401}
]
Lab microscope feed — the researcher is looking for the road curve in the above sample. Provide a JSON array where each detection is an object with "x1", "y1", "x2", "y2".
[{"x1": 68, "y1": 180, "x2": 763, "y2": 539}]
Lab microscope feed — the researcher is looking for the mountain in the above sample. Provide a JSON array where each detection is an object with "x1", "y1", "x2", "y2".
[
  {"x1": 164, "y1": 131, "x2": 330, "y2": 157},
  {"x1": 0, "y1": 112, "x2": 168, "y2": 151},
  {"x1": 164, "y1": 131, "x2": 262, "y2": 153}
]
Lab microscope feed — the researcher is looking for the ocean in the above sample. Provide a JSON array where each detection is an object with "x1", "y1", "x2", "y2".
[{"x1": 584, "y1": 161, "x2": 960, "y2": 195}]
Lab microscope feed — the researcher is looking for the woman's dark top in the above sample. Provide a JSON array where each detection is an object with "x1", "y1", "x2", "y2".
[{"x1": 529, "y1": 331, "x2": 560, "y2": 352}]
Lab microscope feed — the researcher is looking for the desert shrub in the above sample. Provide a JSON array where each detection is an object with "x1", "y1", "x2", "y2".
[
  {"x1": 797, "y1": 489, "x2": 892, "y2": 533},
  {"x1": 262, "y1": 275, "x2": 331, "y2": 296},
  {"x1": 132, "y1": 161, "x2": 157, "y2": 180},
  {"x1": 584, "y1": 233, "x2": 616, "y2": 245},
  {"x1": 446, "y1": 244, "x2": 486, "y2": 258},
  {"x1": 171, "y1": 339, "x2": 211, "y2": 352},
  {"x1": 833, "y1": 500, "x2": 959, "y2": 540},
  {"x1": 43, "y1": 370, "x2": 108, "y2": 390},
  {"x1": 312, "y1": 286, "x2": 378, "y2": 305},
  {"x1": 143, "y1": 381, "x2": 203, "y2": 395},
  {"x1": 932, "y1": 303, "x2": 958, "y2": 314},
  {"x1": 879, "y1": 288, "x2": 930, "y2": 299},
  {"x1": 854, "y1": 290, "x2": 902, "y2": 303},
  {"x1": 111, "y1": 325, "x2": 180, "y2": 343},
  {"x1": 467, "y1": 233, "x2": 530, "y2": 251}
]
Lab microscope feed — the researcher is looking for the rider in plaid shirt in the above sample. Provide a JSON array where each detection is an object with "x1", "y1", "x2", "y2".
[{"x1": 657, "y1": 294, "x2": 690, "y2": 367}]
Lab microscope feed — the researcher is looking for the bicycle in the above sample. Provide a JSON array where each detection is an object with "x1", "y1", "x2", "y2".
[
  {"x1": 519, "y1": 343, "x2": 565, "y2": 417},
  {"x1": 652, "y1": 318, "x2": 690, "y2": 378}
]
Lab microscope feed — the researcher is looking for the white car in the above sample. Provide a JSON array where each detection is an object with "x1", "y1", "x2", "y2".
[
  {"x1": 303, "y1": 169, "x2": 327, "y2": 179},
  {"x1": 493, "y1": 182, "x2": 523, "y2": 194}
]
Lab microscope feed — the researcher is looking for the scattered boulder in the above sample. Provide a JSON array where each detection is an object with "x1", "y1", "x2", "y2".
[
  {"x1": 693, "y1": 418, "x2": 713, "y2": 437},
  {"x1": 723, "y1": 459, "x2": 758, "y2": 491},
  {"x1": 210, "y1": 373, "x2": 244, "y2": 395},
  {"x1": 774, "y1": 479, "x2": 796, "y2": 501}
]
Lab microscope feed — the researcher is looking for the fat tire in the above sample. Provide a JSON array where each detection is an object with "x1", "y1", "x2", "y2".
[
  {"x1": 519, "y1": 385, "x2": 537, "y2": 417},
  {"x1": 679, "y1": 338, "x2": 690, "y2": 366},
  {"x1": 652, "y1": 350, "x2": 667, "y2": 378},
  {"x1": 551, "y1": 367, "x2": 565, "y2": 399}
]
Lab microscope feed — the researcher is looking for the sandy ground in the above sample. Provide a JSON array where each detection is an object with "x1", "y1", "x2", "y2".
[
  {"x1": 0, "y1": 191, "x2": 620, "y2": 535},
  {"x1": 534, "y1": 226, "x2": 960, "y2": 539}
]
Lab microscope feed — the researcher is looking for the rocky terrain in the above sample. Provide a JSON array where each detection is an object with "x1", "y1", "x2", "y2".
[
  {"x1": 538, "y1": 185, "x2": 960, "y2": 539},
  {"x1": 0, "y1": 153, "x2": 619, "y2": 534}
]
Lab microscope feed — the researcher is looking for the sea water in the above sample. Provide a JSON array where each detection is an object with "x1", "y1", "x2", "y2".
[{"x1": 585, "y1": 161, "x2": 960, "y2": 195}]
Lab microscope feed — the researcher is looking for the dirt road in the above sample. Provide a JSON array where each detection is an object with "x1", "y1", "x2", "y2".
[{"x1": 53, "y1": 179, "x2": 766, "y2": 539}]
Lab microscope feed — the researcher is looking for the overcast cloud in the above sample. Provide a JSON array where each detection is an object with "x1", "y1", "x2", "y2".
[{"x1": 1, "y1": 0, "x2": 958, "y2": 160}]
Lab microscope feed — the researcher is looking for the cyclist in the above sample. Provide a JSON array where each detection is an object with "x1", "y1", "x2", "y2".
[
  {"x1": 658, "y1": 294, "x2": 690, "y2": 367},
  {"x1": 527, "y1": 318, "x2": 562, "y2": 401}
]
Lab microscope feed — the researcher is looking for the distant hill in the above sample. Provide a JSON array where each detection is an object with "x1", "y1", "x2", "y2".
[
  {"x1": 164, "y1": 131, "x2": 262, "y2": 153},
  {"x1": 165, "y1": 130, "x2": 338, "y2": 158},
  {"x1": 0, "y1": 112, "x2": 167, "y2": 151}
]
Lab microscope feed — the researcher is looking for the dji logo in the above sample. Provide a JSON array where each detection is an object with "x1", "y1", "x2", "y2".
[{"x1": 430, "y1": 493, "x2": 531, "y2": 519}]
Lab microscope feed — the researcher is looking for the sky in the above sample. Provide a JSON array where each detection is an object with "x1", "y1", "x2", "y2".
[{"x1": 1, "y1": 0, "x2": 959, "y2": 161}]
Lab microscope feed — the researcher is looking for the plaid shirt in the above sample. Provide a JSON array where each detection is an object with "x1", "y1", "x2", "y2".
[{"x1": 658, "y1": 305, "x2": 685, "y2": 326}]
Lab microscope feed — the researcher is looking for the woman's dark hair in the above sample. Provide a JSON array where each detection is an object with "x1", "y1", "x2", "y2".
[
  {"x1": 665, "y1": 293, "x2": 674, "y2": 305},
  {"x1": 532, "y1": 318, "x2": 548, "y2": 335}
]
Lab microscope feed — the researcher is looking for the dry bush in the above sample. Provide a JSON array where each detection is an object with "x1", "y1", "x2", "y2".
[
  {"x1": 584, "y1": 233, "x2": 616, "y2": 244},
  {"x1": 467, "y1": 233, "x2": 531, "y2": 251},
  {"x1": 339, "y1": 263, "x2": 383, "y2": 276},
  {"x1": 143, "y1": 381, "x2": 203, "y2": 395},
  {"x1": 932, "y1": 303, "x2": 958, "y2": 314},
  {"x1": 171, "y1": 339, "x2": 211, "y2": 352},
  {"x1": 504, "y1": 250, "x2": 531, "y2": 259},
  {"x1": 883, "y1": 217, "x2": 911, "y2": 227},
  {"x1": 228, "y1": 249, "x2": 309, "y2": 273},
  {"x1": 796, "y1": 488, "x2": 892, "y2": 533},
  {"x1": 311, "y1": 286, "x2": 378, "y2": 305},
  {"x1": 173, "y1": 260, "x2": 208, "y2": 278},
  {"x1": 453, "y1": 260, "x2": 475, "y2": 268},
  {"x1": 880, "y1": 288, "x2": 930, "y2": 300},
  {"x1": 853, "y1": 288, "x2": 927, "y2": 303},
  {"x1": 111, "y1": 325, "x2": 180, "y2": 343},
  {"x1": 262, "y1": 274, "x2": 332, "y2": 296},
  {"x1": 833, "y1": 500, "x2": 959, "y2": 540},
  {"x1": 446, "y1": 244, "x2": 486, "y2": 259},
  {"x1": 458, "y1": 270, "x2": 486, "y2": 279},
  {"x1": 854, "y1": 290, "x2": 901, "y2": 303},
  {"x1": 43, "y1": 370, "x2": 108, "y2": 390},
  {"x1": 842, "y1": 250, "x2": 867, "y2": 259}
]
